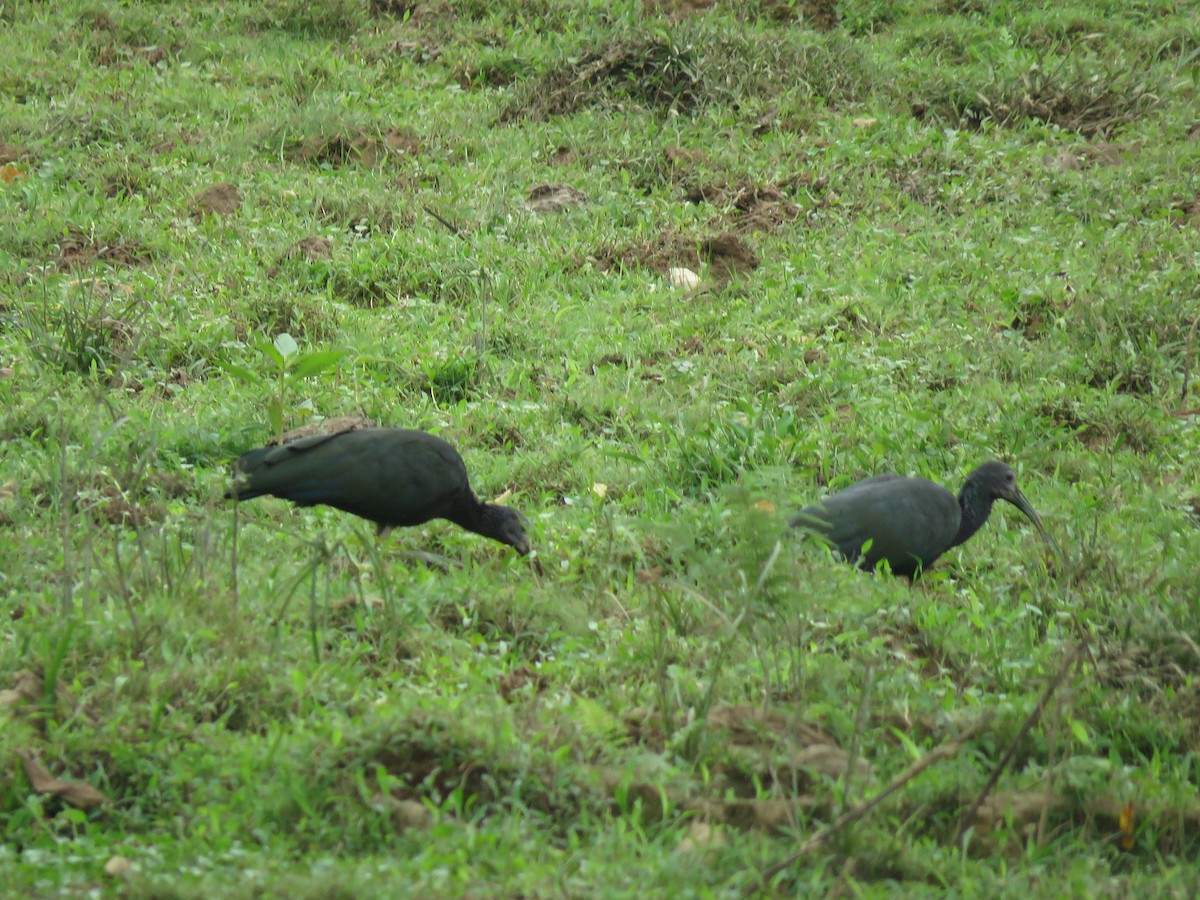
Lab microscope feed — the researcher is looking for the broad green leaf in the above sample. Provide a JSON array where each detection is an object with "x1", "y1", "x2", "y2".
[
  {"x1": 267, "y1": 397, "x2": 284, "y2": 438},
  {"x1": 213, "y1": 360, "x2": 261, "y2": 384},
  {"x1": 1068, "y1": 718, "x2": 1092, "y2": 747},
  {"x1": 288, "y1": 350, "x2": 346, "y2": 380},
  {"x1": 274, "y1": 332, "x2": 299, "y2": 360},
  {"x1": 258, "y1": 340, "x2": 285, "y2": 369}
]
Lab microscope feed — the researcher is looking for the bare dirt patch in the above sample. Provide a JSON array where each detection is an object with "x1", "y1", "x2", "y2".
[
  {"x1": 545, "y1": 145, "x2": 577, "y2": 166},
  {"x1": 1043, "y1": 141, "x2": 1140, "y2": 172},
  {"x1": 685, "y1": 180, "x2": 803, "y2": 233},
  {"x1": 285, "y1": 236, "x2": 334, "y2": 262},
  {"x1": 592, "y1": 231, "x2": 758, "y2": 280},
  {"x1": 0, "y1": 142, "x2": 25, "y2": 164},
  {"x1": 192, "y1": 182, "x2": 241, "y2": 218},
  {"x1": 664, "y1": 145, "x2": 706, "y2": 170},
  {"x1": 525, "y1": 183, "x2": 587, "y2": 214},
  {"x1": 291, "y1": 129, "x2": 421, "y2": 167},
  {"x1": 55, "y1": 228, "x2": 150, "y2": 270}
]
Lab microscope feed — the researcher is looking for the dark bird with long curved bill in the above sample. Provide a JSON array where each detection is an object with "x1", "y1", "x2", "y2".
[
  {"x1": 225, "y1": 427, "x2": 531, "y2": 555},
  {"x1": 791, "y1": 460, "x2": 1049, "y2": 577}
]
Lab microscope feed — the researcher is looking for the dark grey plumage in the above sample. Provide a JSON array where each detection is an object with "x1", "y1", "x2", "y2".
[
  {"x1": 225, "y1": 428, "x2": 530, "y2": 555},
  {"x1": 791, "y1": 461, "x2": 1046, "y2": 577}
]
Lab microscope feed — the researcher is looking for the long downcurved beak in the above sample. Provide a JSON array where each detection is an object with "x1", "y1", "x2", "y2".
[{"x1": 1003, "y1": 487, "x2": 1058, "y2": 554}]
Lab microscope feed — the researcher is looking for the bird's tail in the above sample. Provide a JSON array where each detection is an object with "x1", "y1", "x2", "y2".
[{"x1": 223, "y1": 446, "x2": 273, "y2": 500}]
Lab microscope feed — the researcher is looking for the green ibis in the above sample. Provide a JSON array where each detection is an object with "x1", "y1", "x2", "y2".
[
  {"x1": 225, "y1": 428, "x2": 531, "y2": 555},
  {"x1": 791, "y1": 461, "x2": 1048, "y2": 576}
]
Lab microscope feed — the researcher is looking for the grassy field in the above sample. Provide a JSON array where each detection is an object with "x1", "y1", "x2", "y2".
[{"x1": 2, "y1": 0, "x2": 1200, "y2": 895}]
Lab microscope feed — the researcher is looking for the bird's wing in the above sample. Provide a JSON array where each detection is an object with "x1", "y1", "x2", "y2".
[
  {"x1": 370, "y1": 431, "x2": 474, "y2": 522},
  {"x1": 880, "y1": 486, "x2": 960, "y2": 567},
  {"x1": 256, "y1": 431, "x2": 344, "y2": 465},
  {"x1": 792, "y1": 476, "x2": 905, "y2": 550},
  {"x1": 796, "y1": 477, "x2": 960, "y2": 571},
  {"x1": 236, "y1": 430, "x2": 470, "y2": 526}
]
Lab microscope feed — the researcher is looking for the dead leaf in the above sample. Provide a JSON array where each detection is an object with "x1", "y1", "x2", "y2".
[
  {"x1": 18, "y1": 751, "x2": 110, "y2": 809},
  {"x1": 371, "y1": 793, "x2": 433, "y2": 831},
  {"x1": 852, "y1": 117, "x2": 878, "y2": 128},
  {"x1": 104, "y1": 856, "x2": 134, "y2": 878},
  {"x1": 0, "y1": 163, "x2": 25, "y2": 184},
  {"x1": 676, "y1": 821, "x2": 728, "y2": 854},
  {"x1": 1119, "y1": 800, "x2": 1135, "y2": 850},
  {"x1": 0, "y1": 670, "x2": 42, "y2": 708}
]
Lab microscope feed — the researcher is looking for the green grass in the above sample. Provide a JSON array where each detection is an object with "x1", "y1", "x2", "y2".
[{"x1": 2, "y1": 0, "x2": 1200, "y2": 895}]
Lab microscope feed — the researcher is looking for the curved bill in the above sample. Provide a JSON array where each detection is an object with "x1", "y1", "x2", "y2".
[{"x1": 1003, "y1": 487, "x2": 1059, "y2": 555}]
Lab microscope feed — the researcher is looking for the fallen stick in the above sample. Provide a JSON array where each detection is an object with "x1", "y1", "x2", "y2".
[
  {"x1": 953, "y1": 642, "x2": 1084, "y2": 845},
  {"x1": 745, "y1": 717, "x2": 988, "y2": 896}
]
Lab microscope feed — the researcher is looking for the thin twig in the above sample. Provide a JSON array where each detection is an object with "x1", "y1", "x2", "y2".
[
  {"x1": 752, "y1": 538, "x2": 783, "y2": 597},
  {"x1": 744, "y1": 718, "x2": 987, "y2": 896},
  {"x1": 953, "y1": 642, "x2": 1084, "y2": 845},
  {"x1": 422, "y1": 204, "x2": 463, "y2": 238}
]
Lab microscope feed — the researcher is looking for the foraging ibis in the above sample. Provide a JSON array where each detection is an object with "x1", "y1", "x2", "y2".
[
  {"x1": 226, "y1": 428, "x2": 531, "y2": 555},
  {"x1": 791, "y1": 461, "x2": 1048, "y2": 576}
]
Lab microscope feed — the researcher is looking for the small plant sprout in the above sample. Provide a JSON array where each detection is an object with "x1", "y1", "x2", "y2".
[{"x1": 219, "y1": 333, "x2": 345, "y2": 441}]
